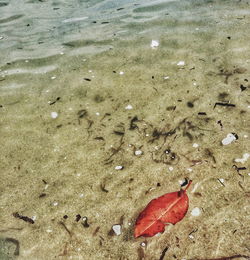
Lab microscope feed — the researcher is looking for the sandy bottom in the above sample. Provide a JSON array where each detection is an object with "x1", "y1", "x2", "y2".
[{"x1": 0, "y1": 0, "x2": 250, "y2": 259}]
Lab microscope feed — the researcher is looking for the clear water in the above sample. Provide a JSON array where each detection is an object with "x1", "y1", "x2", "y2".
[{"x1": 0, "y1": 0, "x2": 250, "y2": 259}]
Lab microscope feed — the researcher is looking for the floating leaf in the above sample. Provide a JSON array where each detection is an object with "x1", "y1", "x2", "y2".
[{"x1": 134, "y1": 180, "x2": 192, "y2": 238}]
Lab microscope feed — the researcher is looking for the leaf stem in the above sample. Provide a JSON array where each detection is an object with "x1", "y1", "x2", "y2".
[{"x1": 184, "y1": 180, "x2": 192, "y2": 191}]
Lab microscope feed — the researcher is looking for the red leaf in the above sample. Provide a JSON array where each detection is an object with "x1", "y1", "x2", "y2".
[{"x1": 134, "y1": 180, "x2": 192, "y2": 238}]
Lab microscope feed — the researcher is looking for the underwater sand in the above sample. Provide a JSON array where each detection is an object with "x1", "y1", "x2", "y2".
[{"x1": 0, "y1": 0, "x2": 250, "y2": 259}]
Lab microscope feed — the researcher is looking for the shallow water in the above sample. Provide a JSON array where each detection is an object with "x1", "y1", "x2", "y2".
[{"x1": 0, "y1": 0, "x2": 250, "y2": 259}]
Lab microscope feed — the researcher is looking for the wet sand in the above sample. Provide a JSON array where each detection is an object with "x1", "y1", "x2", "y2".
[{"x1": 0, "y1": 0, "x2": 250, "y2": 259}]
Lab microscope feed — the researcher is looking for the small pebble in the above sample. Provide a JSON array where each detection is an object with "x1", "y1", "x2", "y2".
[
  {"x1": 79, "y1": 193, "x2": 84, "y2": 198},
  {"x1": 119, "y1": 71, "x2": 124, "y2": 75},
  {"x1": 112, "y1": 224, "x2": 121, "y2": 235},
  {"x1": 163, "y1": 76, "x2": 169, "y2": 79},
  {"x1": 169, "y1": 166, "x2": 174, "y2": 171},
  {"x1": 192, "y1": 143, "x2": 199, "y2": 148},
  {"x1": 52, "y1": 202, "x2": 58, "y2": 206},
  {"x1": 193, "y1": 82, "x2": 197, "y2": 86},
  {"x1": 96, "y1": 112, "x2": 100, "y2": 116},
  {"x1": 115, "y1": 165, "x2": 123, "y2": 170},
  {"x1": 177, "y1": 61, "x2": 185, "y2": 66},
  {"x1": 0, "y1": 36, "x2": 4, "y2": 40},
  {"x1": 222, "y1": 133, "x2": 236, "y2": 145},
  {"x1": 150, "y1": 40, "x2": 159, "y2": 49},
  {"x1": 51, "y1": 76, "x2": 56, "y2": 80},
  {"x1": 187, "y1": 168, "x2": 193, "y2": 172},
  {"x1": 189, "y1": 234, "x2": 194, "y2": 239},
  {"x1": 135, "y1": 150, "x2": 142, "y2": 156},
  {"x1": 46, "y1": 229, "x2": 53, "y2": 233},
  {"x1": 125, "y1": 104, "x2": 133, "y2": 110},
  {"x1": 51, "y1": 112, "x2": 58, "y2": 119},
  {"x1": 191, "y1": 207, "x2": 201, "y2": 217}
]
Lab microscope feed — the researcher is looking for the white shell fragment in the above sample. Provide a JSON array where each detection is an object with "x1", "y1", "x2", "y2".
[
  {"x1": 178, "y1": 179, "x2": 186, "y2": 186},
  {"x1": 150, "y1": 40, "x2": 159, "y2": 49},
  {"x1": 234, "y1": 153, "x2": 250, "y2": 164},
  {"x1": 115, "y1": 165, "x2": 123, "y2": 170},
  {"x1": 218, "y1": 178, "x2": 225, "y2": 185},
  {"x1": 192, "y1": 143, "x2": 199, "y2": 148},
  {"x1": 177, "y1": 61, "x2": 185, "y2": 66},
  {"x1": 112, "y1": 224, "x2": 121, "y2": 235},
  {"x1": 191, "y1": 207, "x2": 201, "y2": 217},
  {"x1": 125, "y1": 104, "x2": 133, "y2": 110},
  {"x1": 221, "y1": 133, "x2": 236, "y2": 145},
  {"x1": 135, "y1": 150, "x2": 142, "y2": 156},
  {"x1": 51, "y1": 112, "x2": 58, "y2": 119}
]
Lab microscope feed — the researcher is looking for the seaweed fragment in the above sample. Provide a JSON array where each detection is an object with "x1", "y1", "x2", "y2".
[
  {"x1": 77, "y1": 109, "x2": 87, "y2": 118},
  {"x1": 213, "y1": 102, "x2": 236, "y2": 108},
  {"x1": 49, "y1": 97, "x2": 60, "y2": 105},
  {"x1": 93, "y1": 226, "x2": 100, "y2": 236},
  {"x1": 94, "y1": 136, "x2": 104, "y2": 141},
  {"x1": 59, "y1": 221, "x2": 72, "y2": 236},
  {"x1": 187, "y1": 101, "x2": 194, "y2": 108},
  {"x1": 13, "y1": 212, "x2": 34, "y2": 224},
  {"x1": 159, "y1": 246, "x2": 169, "y2": 260},
  {"x1": 166, "y1": 106, "x2": 176, "y2": 111},
  {"x1": 204, "y1": 148, "x2": 216, "y2": 163},
  {"x1": 100, "y1": 183, "x2": 109, "y2": 193},
  {"x1": 232, "y1": 165, "x2": 247, "y2": 173},
  {"x1": 129, "y1": 116, "x2": 139, "y2": 130},
  {"x1": 75, "y1": 214, "x2": 81, "y2": 222},
  {"x1": 104, "y1": 137, "x2": 124, "y2": 162},
  {"x1": 217, "y1": 120, "x2": 223, "y2": 130},
  {"x1": 240, "y1": 84, "x2": 247, "y2": 91}
]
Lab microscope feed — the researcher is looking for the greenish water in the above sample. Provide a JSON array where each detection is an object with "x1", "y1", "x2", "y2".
[{"x1": 0, "y1": 0, "x2": 250, "y2": 259}]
